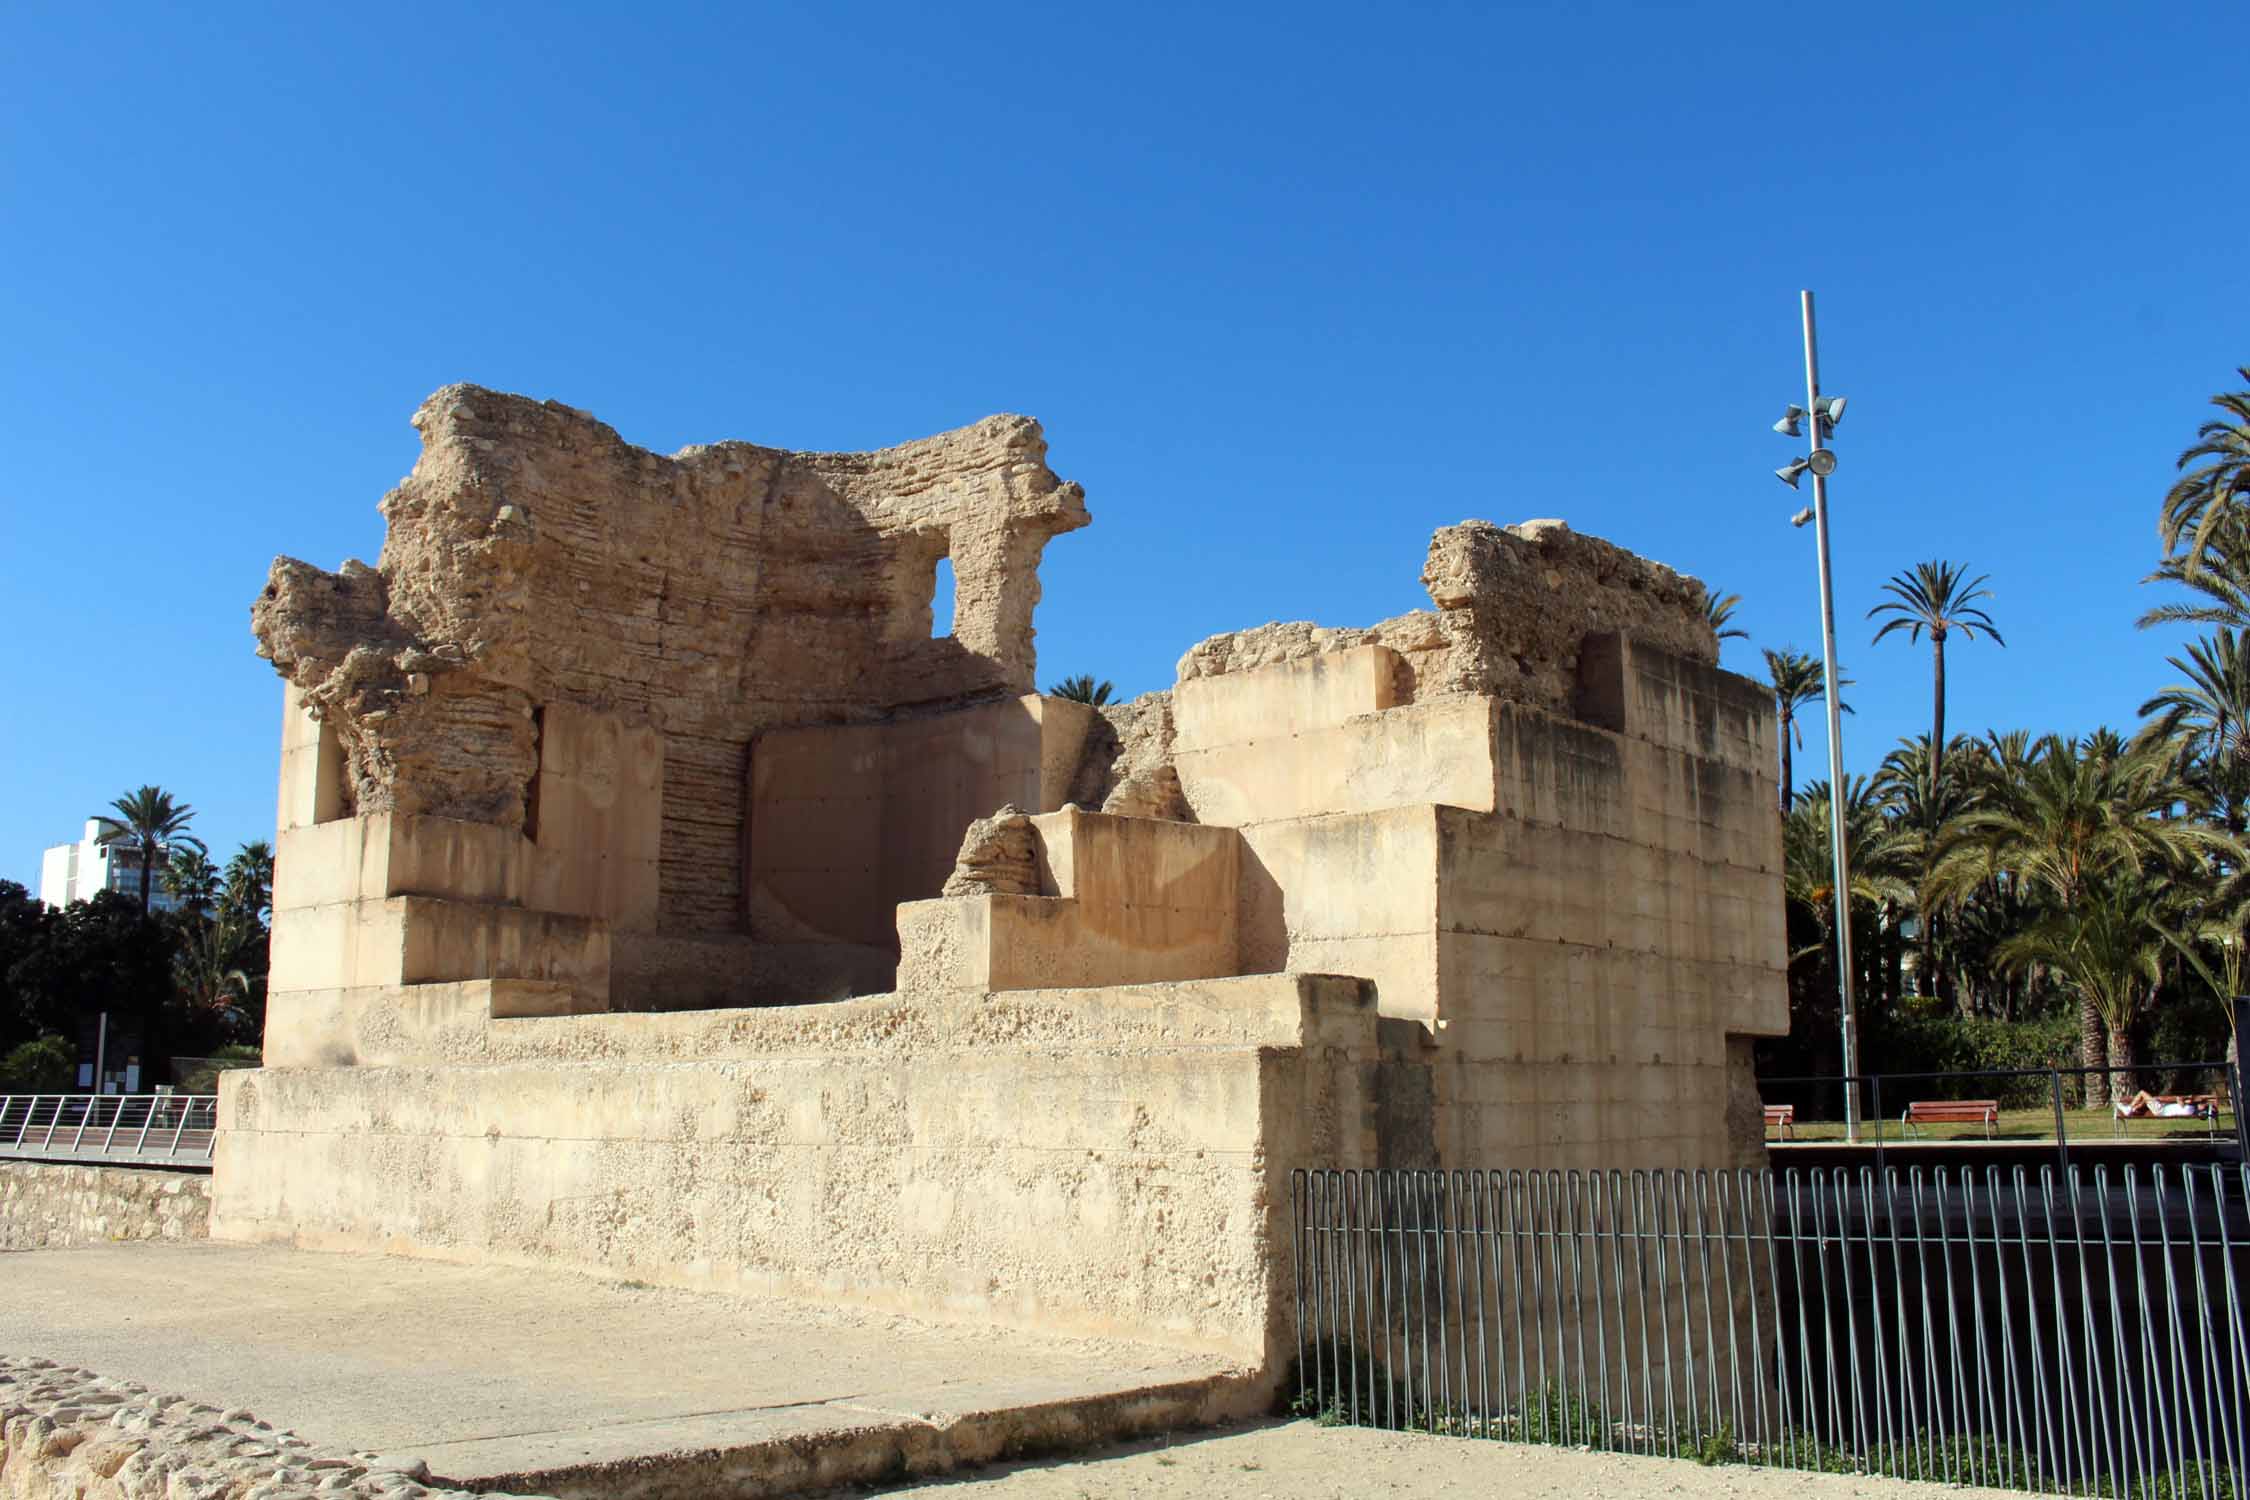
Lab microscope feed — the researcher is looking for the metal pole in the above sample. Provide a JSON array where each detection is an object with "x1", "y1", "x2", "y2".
[
  {"x1": 1803, "y1": 289, "x2": 1861, "y2": 1142},
  {"x1": 93, "y1": 1010, "x2": 107, "y2": 1097}
]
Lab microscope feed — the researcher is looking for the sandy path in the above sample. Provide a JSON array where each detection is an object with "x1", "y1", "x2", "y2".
[{"x1": 865, "y1": 1420, "x2": 2026, "y2": 1499}]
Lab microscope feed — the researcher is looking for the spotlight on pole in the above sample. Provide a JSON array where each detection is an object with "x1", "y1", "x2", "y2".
[{"x1": 1766, "y1": 289, "x2": 1860, "y2": 1142}]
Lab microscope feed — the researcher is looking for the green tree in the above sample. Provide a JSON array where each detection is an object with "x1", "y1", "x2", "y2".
[
  {"x1": 1762, "y1": 648, "x2": 1851, "y2": 810},
  {"x1": 1046, "y1": 674, "x2": 1115, "y2": 705},
  {"x1": 2155, "y1": 366, "x2": 2250, "y2": 577},
  {"x1": 0, "y1": 881, "x2": 54, "y2": 1056},
  {"x1": 1783, "y1": 777, "x2": 1915, "y2": 1051},
  {"x1": 2137, "y1": 628, "x2": 2250, "y2": 833},
  {"x1": 2139, "y1": 507, "x2": 2250, "y2": 632},
  {"x1": 163, "y1": 847, "x2": 221, "y2": 917},
  {"x1": 0, "y1": 1034, "x2": 75, "y2": 1092},
  {"x1": 1703, "y1": 588, "x2": 1746, "y2": 647},
  {"x1": 93, "y1": 786, "x2": 203, "y2": 912},
  {"x1": 4, "y1": 891, "x2": 176, "y2": 1077},
  {"x1": 1927, "y1": 732, "x2": 2234, "y2": 1104},
  {"x1": 1997, "y1": 873, "x2": 2175, "y2": 1103},
  {"x1": 222, "y1": 842, "x2": 275, "y2": 925},
  {"x1": 1868, "y1": 561, "x2": 2004, "y2": 796}
]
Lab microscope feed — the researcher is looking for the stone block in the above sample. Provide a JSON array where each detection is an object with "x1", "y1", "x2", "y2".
[
  {"x1": 898, "y1": 812, "x2": 1241, "y2": 993},
  {"x1": 269, "y1": 895, "x2": 608, "y2": 1002},
  {"x1": 1575, "y1": 633, "x2": 1772, "y2": 778},
  {"x1": 1177, "y1": 697, "x2": 1497, "y2": 827},
  {"x1": 1172, "y1": 644, "x2": 1405, "y2": 752}
]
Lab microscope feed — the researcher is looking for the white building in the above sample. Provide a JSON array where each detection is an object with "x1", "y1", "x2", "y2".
[{"x1": 38, "y1": 820, "x2": 183, "y2": 912}]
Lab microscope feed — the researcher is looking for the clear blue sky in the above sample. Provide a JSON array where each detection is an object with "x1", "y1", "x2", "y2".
[{"x1": 3, "y1": 2, "x2": 2241, "y2": 886}]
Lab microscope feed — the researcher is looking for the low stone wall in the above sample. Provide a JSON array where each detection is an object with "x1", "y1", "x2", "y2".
[
  {"x1": 0, "y1": 1165, "x2": 210, "y2": 1252},
  {"x1": 0, "y1": 1356, "x2": 515, "y2": 1500},
  {"x1": 214, "y1": 973, "x2": 1390, "y2": 1370}
]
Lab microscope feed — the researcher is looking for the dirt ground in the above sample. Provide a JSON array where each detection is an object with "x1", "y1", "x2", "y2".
[{"x1": 865, "y1": 1420, "x2": 2026, "y2": 1500}]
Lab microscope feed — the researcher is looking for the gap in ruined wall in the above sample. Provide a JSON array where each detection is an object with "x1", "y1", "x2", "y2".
[
  {"x1": 522, "y1": 706, "x2": 544, "y2": 842},
  {"x1": 931, "y1": 555, "x2": 956, "y2": 639},
  {"x1": 315, "y1": 714, "x2": 349, "y2": 824}
]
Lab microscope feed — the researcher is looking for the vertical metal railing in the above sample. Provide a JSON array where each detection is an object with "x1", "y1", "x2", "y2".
[
  {"x1": 1293, "y1": 1164, "x2": 2250, "y2": 1497},
  {"x1": 0, "y1": 1093, "x2": 217, "y2": 1167}
]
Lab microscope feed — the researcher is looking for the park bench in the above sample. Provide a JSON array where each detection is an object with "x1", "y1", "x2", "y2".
[
  {"x1": 1762, "y1": 1104, "x2": 1795, "y2": 1141},
  {"x1": 1901, "y1": 1099, "x2": 1999, "y2": 1138}
]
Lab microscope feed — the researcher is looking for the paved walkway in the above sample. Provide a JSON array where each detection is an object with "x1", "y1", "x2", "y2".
[
  {"x1": 0, "y1": 1241, "x2": 1240, "y2": 1495},
  {"x1": 863, "y1": 1420, "x2": 2029, "y2": 1500}
]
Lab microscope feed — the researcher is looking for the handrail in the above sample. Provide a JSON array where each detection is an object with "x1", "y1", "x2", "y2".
[{"x1": 0, "y1": 1092, "x2": 218, "y2": 1168}]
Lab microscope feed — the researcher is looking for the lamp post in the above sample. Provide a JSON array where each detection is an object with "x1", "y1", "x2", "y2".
[{"x1": 1773, "y1": 290, "x2": 1860, "y2": 1141}]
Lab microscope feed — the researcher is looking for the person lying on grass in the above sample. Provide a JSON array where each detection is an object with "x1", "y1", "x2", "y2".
[{"x1": 2113, "y1": 1091, "x2": 2212, "y2": 1120}]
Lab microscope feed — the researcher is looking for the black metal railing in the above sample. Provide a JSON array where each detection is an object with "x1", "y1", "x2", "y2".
[
  {"x1": 1759, "y1": 1061, "x2": 2248, "y2": 1173},
  {"x1": 1292, "y1": 1164, "x2": 2250, "y2": 1497}
]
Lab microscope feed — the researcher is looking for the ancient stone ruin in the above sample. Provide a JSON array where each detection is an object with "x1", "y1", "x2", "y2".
[{"x1": 217, "y1": 386, "x2": 1785, "y2": 1389}]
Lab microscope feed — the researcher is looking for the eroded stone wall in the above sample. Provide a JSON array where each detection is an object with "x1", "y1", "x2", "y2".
[
  {"x1": 0, "y1": 1165, "x2": 209, "y2": 1252},
  {"x1": 1176, "y1": 519, "x2": 1717, "y2": 711},
  {"x1": 253, "y1": 389, "x2": 1088, "y2": 946}
]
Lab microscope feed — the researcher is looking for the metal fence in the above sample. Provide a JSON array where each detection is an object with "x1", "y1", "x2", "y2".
[
  {"x1": 0, "y1": 1093, "x2": 218, "y2": 1168},
  {"x1": 1292, "y1": 1165, "x2": 2250, "y2": 1497}
]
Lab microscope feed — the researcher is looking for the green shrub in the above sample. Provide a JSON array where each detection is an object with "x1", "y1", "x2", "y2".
[
  {"x1": 1863, "y1": 1013, "x2": 2078, "y2": 1107},
  {"x1": 0, "y1": 1034, "x2": 76, "y2": 1092}
]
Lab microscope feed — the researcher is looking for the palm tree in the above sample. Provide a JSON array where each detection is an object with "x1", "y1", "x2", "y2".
[
  {"x1": 1868, "y1": 561, "x2": 2005, "y2": 796},
  {"x1": 1927, "y1": 732, "x2": 2236, "y2": 1103},
  {"x1": 1763, "y1": 648, "x2": 1852, "y2": 810},
  {"x1": 2158, "y1": 894, "x2": 2248, "y2": 1073},
  {"x1": 2139, "y1": 507, "x2": 2250, "y2": 632},
  {"x1": 93, "y1": 786, "x2": 203, "y2": 912},
  {"x1": 163, "y1": 847, "x2": 221, "y2": 917},
  {"x1": 1703, "y1": 588, "x2": 1747, "y2": 647},
  {"x1": 2156, "y1": 367, "x2": 2250, "y2": 576},
  {"x1": 1785, "y1": 776, "x2": 1915, "y2": 1013},
  {"x1": 2138, "y1": 628, "x2": 2250, "y2": 833},
  {"x1": 1997, "y1": 873, "x2": 2174, "y2": 1103},
  {"x1": 1046, "y1": 675, "x2": 1116, "y2": 705},
  {"x1": 222, "y1": 841, "x2": 276, "y2": 925}
]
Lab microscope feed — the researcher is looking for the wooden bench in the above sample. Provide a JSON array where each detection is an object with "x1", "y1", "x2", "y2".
[
  {"x1": 1762, "y1": 1104, "x2": 1795, "y2": 1141},
  {"x1": 1901, "y1": 1100, "x2": 1999, "y2": 1138}
]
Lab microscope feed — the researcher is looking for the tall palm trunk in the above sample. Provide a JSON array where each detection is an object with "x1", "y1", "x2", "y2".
[
  {"x1": 2106, "y1": 1021, "x2": 2138, "y2": 1105},
  {"x1": 1779, "y1": 716, "x2": 1794, "y2": 809},
  {"x1": 1930, "y1": 630, "x2": 1948, "y2": 794},
  {"x1": 137, "y1": 842, "x2": 153, "y2": 911},
  {"x1": 2080, "y1": 998, "x2": 2109, "y2": 1108}
]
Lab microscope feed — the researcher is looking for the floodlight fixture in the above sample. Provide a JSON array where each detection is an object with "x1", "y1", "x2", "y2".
[
  {"x1": 1776, "y1": 457, "x2": 1811, "y2": 488},
  {"x1": 1815, "y1": 395, "x2": 1847, "y2": 429},
  {"x1": 1773, "y1": 405, "x2": 1805, "y2": 438},
  {"x1": 1807, "y1": 448, "x2": 1838, "y2": 477},
  {"x1": 1790, "y1": 507, "x2": 1815, "y2": 528}
]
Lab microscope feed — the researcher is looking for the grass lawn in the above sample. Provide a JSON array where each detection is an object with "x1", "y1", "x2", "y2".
[{"x1": 1771, "y1": 1105, "x2": 2236, "y2": 1146}]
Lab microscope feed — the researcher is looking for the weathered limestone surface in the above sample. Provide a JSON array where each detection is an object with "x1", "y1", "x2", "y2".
[
  {"x1": 253, "y1": 388, "x2": 1089, "y2": 1004},
  {"x1": 1177, "y1": 519, "x2": 1717, "y2": 711},
  {"x1": 216, "y1": 974, "x2": 1387, "y2": 1369},
  {"x1": 228, "y1": 384, "x2": 1786, "y2": 1383},
  {"x1": 0, "y1": 1165, "x2": 209, "y2": 1252},
  {"x1": 941, "y1": 806, "x2": 1039, "y2": 897},
  {"x1": 1094, "y1": 694, "x2": 1192, "y2": 820}
]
